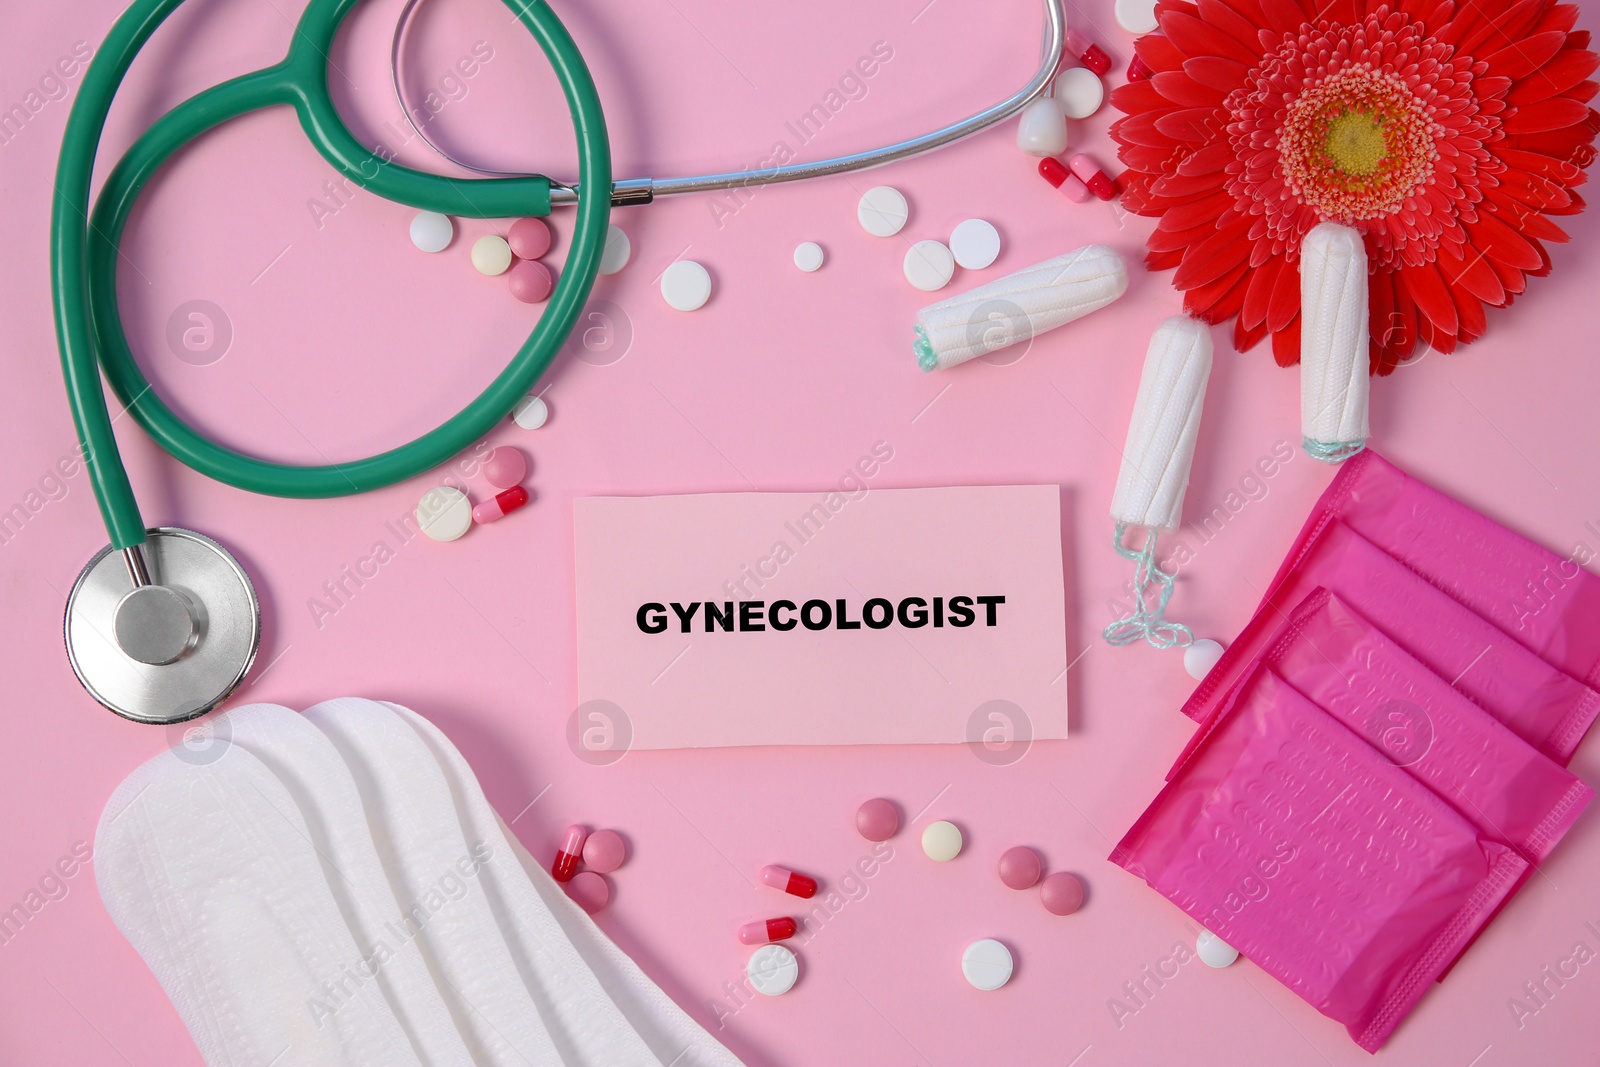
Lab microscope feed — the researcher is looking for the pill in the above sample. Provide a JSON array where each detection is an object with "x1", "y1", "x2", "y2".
[
  {"x1": 599, "y1": 224, "x2": 632, "y2": 275},
  {"x1": 760, "y1": 864, "x2": 818, "y2": 899},
  {"x1": 1016, "y1": 97, "x2": 1069, "y2": 157},
  {"x1": 551, "y1": 824, "x2": 588, "y2": 883},
  {"x1": 1040, "y1": 871, "x2": 1086, "y2": 915},
  {"x1": 481, "y1": 446, "x2": 527, "y2": 489},
  {"x1": 409, "y1": 211, "x2": 453, "y2": 253},
  {"x1": 1197, "y1": 928, "x2": 1239, "y2": 968},
  {"x1": 855, "y1": 797, "x2": 900, "y2": 842},
  {"x1": 1116, "y1": 0, "x2": 1160, "y2": 34},
  {"x1": 417, "y1": 486, "x2": 472, "y2": 542},
  {"x1": 921, "y1": 820, "x2": 963, "y2": 862},
  {"x1": 857, "y1": 186, "x2": 909, "y2": 237},
  {"x1": 471, "y1": 234, "x2": 514, "y2": 276},
  {"x1": 1052, "y1": 67, "x2": 1105, "y2": 120},
  {"x1": 1128, "y1": 53, "x2": 1155, "y2": 82},
  {"x1": 903, "y1": 240, "x2": 955, "y2": 292},
  {"x1": 567, "y1": 871, "x2": 610, "y2": 914},
  {"x1": 507, "y1": 259, "x2": 554, "y2": 303},
  {"x1": 998, "y1": 846, "x2": 1042, "y2": 890},
  {"x1": 582, "y1": 828, "x2": 626, "y2": 873},
  {"x1": 793, "y1": 241, "x2": 825, "y2": 272},
  {"x1": 472, "y1": 485, "x2": 529, "y2": 525},
  {"x1": 961, "y1": 938, "x2": 1014, "y2": 991},
  {"x1": 949, "y1": 219, "x2": 1001, "y2": 271},
  {"x1": 747, "y1": 944, "x2": 800, "y2": 996},
  {"x1": 508, "y1": 216, "x2": 552, "y2": 260},
  {"x1": 1065, "y1": 30, "x2": 1112, "y2": 76},
  {"x1": 661, "y1": 259, "x2": 712, "y2": 311},
  {"x1": 1184, "y1": 638, "x2": 1226, "y2": 680},
  {"x1": 1038, "y1": 157, "x2": 1093, "y2": 203},
  {"x1": 739, "y1": 917, "x2": 799, "y2": 945},
  {"x1": 1069, "y1": 154, "x2": 1117, "y2": 201},
  {"x1": 511, "y1": 393, "x2": 549, "y2": 430}
]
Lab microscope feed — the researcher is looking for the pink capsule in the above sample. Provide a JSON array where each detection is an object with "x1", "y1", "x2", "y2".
[
  {"x1": 552, "y1": 824, "x2": 587, "y2": 883},
  {"x1": 760, "y1": 864, "x2": 818, "y2": 899},
  {"x1": 1127, "y1": 53, "x2": 1155, "y2": 82},
  {"x1": 473, "y1": 485, "x2": 529, "y2": 525},
  {"x1": 1070, "y1": 154, "x2": 1117, "y2": 201},
  {"x1": 739, "y1": 917, "x2": 799, "y2": 944},
  {"x1": 1038, "y1": 157, "x2": 1093, "y2": 203},
  {"x1": 1065, "y1": 30, "x2": 1112, "y2": 76}
]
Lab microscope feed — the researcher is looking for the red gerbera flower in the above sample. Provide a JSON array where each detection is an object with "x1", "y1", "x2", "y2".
[{"x1": 1111, "y1": 0, "x2": 1600, "y2": 372}]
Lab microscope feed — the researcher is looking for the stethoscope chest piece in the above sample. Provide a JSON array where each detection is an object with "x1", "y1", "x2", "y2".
[{"x1": 64, "y1": 528, "x2": 260, "y2": 724}]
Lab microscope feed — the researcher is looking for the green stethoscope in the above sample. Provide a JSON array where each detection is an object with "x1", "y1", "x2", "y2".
[{"x1": 53, "y1": 0, "x2": 1066, "y2": 724}]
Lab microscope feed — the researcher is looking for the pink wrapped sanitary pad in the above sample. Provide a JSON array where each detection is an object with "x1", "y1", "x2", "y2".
[
  {"x1": 1115, "y1": 666, "x2": 1528, "y2": 1052},
  {"x1": 1182, "y1": 515, "x2": 1600, "y2": 763}
]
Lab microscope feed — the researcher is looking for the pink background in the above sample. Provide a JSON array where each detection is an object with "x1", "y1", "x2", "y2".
[{"x1": 3, "y1": 0, "x2": 1599, "y2": 1063}]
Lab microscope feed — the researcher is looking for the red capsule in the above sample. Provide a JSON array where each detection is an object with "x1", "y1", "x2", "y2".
[
  {"x1": 739, "y1": 917, "x2": 799, "y2": 945},
  {"x1": 1038, "y1": 157, "x2": 1093, "y2": 203},
  {"x1": 1127, "y1": 53, "x2": 1155, "y2": 82},
  {"x1": 1065, "y1": 30, "x2": 1112, "y2": 76},
  {"x1": 760, "y1": 864, "x2": 818, "y2": 899},
  {"x1": 552, "y1": 824, "x2": 588, "y2": 883},
  {"x1": 1069, "y1": 154, "x2": 1117, "y2": 201},
  {"x1": 473, "y1": 485, "x2": 529, "y2": 525}
]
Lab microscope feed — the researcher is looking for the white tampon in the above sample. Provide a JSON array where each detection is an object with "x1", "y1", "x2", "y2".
[
  {"x1": 1299, "y1": 222, "x2": 1370, "y2": 463},
  {"x1": 913, "y1": 245, "x2": 1127, "y2": 371}
]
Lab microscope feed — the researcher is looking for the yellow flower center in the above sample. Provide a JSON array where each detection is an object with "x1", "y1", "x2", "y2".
[{"x1": 1324, "y1": 110, "x2": 1388, "y2": 175}]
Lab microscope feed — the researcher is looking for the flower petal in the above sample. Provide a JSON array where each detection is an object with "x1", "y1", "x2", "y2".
[
  {"x1": 1271, "y1": 315, "x2": 1302, "y2": 367},
  {"x1": 1504, "y1": 97, "x2": 1593, "y2": 134}
]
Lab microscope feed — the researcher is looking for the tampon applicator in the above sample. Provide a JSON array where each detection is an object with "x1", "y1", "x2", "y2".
[{"x1": 1299, "y1": 222, "x2": 1370, "y2": 463}]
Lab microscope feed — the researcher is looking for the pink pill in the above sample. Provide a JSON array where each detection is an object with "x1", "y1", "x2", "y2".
[
  {"x1": 855, "y1": 798, "x2": 899, "y2": 841},
  {"x1": 508, "y1": 259, "x2": 554, "y2": 303},
  {"x1": 481, "y1": 446, "x2": 527, "y2": 490},
  {"x1": 567, "y1": 871, "x2": 610, "y2": 914},
  {"x1": 1040, "y1": 871, "x2": 1086, "y2": 915},
  {"x1": 998, "y1": 846, "x2": 1042, "y2": 890},
  {"x1": 508, "y1": 216, "x2": 552, "y2": 260},
  {"x1": 582, "y1": 828, "x2": 627, "y2": 873}
]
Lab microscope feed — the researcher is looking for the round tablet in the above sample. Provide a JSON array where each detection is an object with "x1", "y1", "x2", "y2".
[
  {"x1": 511, "y1": 393, "x2": 549, "y2": 430},
  {"x1": 855, "y1": 798, "x2": 899, "y2": 841},
  {"x1": 582, "y1": 829, "x2": 626, "y2": 873},
  {"x1": 1040, "y1": 871, "x2": 1085, "y2": 915},
  {"x1": 508, "y1": 216, "x2": 552, "y2": 260},
  {"x1": 921, "y1": 820, "x2": 963, "y2": 862},
  {"x1": 481, "y1": 446, "x2": 527, "y2": 490},
  {"x1": 1053, "y1": 67, "x2": 1106, "y2": 120},
  {"x1": 599, "y1": 224, "x2": 631, "y2": 275},
  {"x1": 417, "y1": 486, "x2": 471, "y2": 542},
  {"x1": 857, "y1": 186, "x2": 909, "y2": 237},
  {"x1": 566, "y1": 871, "x2": 610, "y2": 914},
  {"x1": 661, "y1": 260, "x2": 712, "y2": 311},
  {"x1": 998, "y1": 846, "x2": 1042, "y2": 890},
  {"x1": 507, "y1": 259, "x2": 554, "y2": 304},
  {"x1": 1184, "y1": 638, "x2": 1226, "y2": 680},
  {"x1": 1196, "y1": 928, "x2": 1239, "y2": 968},
  {"x1": 793, "y1": 241, "x2": 825, "y2": 272},
  {"x1": 903, "y1": 240, "x2": 955, "y2": 292},
  {"x1": 961, "y1": 938, "x2": 1014, "y2": 991},
  {"x1": 1116, "y1": 0, "x2": 1161, "y2": 34},
  {"x1": 747, "y1": 944, "x2": 800, "y2": 996},
  {"x1": 409, "y1": 211, "x2": 453, "y2": 253},
  {"x1": 472, "y1": 234, "x2": 513, "y2": 276},
  {"x1": 949, "y1": 219, "x2": 1001, "y2": 270}
]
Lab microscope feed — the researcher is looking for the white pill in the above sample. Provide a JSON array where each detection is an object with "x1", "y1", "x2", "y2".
[
  {"x1": 962, "y1": 938, "x2": 1014, "y2": 991},
  {"x1": 1016, "y1": 97, "x2": 1069, "y2": 157},
  {"x1": 949, "y1": 219, "x2": 1001, "y2": 271},
  {"x1": 1196, "y1": 928, "x2": 1239, "y2": 969},
  {"x1": 1053, "y1": 67, "x2": 1106, "y2": 120},
  {"x1": 1116, "y1": 0, "x2": 1161, "y2": 34},
  {"x1": 857, "y1": 186, "x2": 909, "y2": 237},
  {"x1": 409, "y1": 211, "x2": 453, "y2": 253},
  {"x1": 599, "y1": 224, "x2": 631, "y2": 275},
  {"x1": 661, "y1": 260, "x2": 712, "y2": 311},
  {"x1": 417, "y1": 486, "x2": 471, "y2": 542},
  {"x1": 921, "y1": 820, "x2": 963, "y2": 861},
  {"x1": 1184, "y1": 638, "x2": 1226, "y2": 680},
  {"x1": 512, "y1": 393, "x2": 549, "y2": 430},
  {"x1": 747, "y1": 944, "x2": 800, "y2": 996},
  {"x1": 903, "y1": 240, "x2": 955, "y2": 292},
  {"x1": 793, "y1": 241, "x2": 825, "y2": 272},
  {"x1": 471, "y1": 234, "x2": 513, "y2": 276}
]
